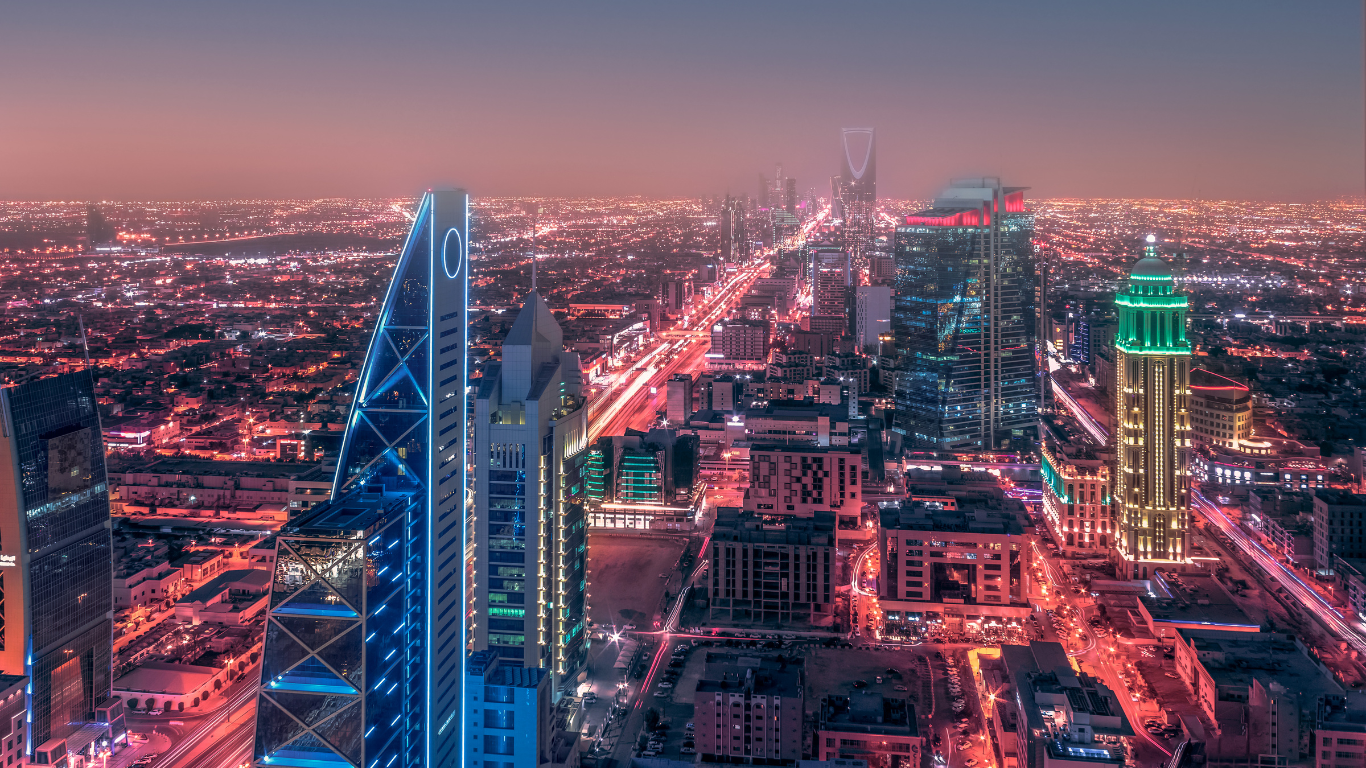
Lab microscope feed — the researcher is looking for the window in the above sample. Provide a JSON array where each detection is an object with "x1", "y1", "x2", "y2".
[
  {"x1": 484, "y1": 736, "x2": 515, "y2": 755},
  {"x1": 484, "y1": 709, "x2": 515, "y2": 729}
]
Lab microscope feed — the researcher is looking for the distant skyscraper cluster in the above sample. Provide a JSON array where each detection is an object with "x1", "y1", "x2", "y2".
[{"x1": 835, "y1": 128, "x2": 876, "y2": 262}]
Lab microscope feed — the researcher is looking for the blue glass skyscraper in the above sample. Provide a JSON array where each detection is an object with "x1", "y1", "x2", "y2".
[{"x1": 254, "y1": 189, "x2": 472, "y2": 768}]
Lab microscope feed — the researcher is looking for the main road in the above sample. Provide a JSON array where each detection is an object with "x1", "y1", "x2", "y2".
[{"x1": 587, "y1": 260, "x2": 769, "y2": 441}]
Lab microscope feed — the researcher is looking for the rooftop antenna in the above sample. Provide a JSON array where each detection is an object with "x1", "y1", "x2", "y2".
[{"x1": 78, "y1": 314, "x2": 91, "y2": 369}]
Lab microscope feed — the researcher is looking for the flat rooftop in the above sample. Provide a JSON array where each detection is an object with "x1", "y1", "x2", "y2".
[
  {"x1": 112, "y1": 457, "x2": 321, "y2": 480},
  {"x1": 1140, "y1": 572, "x2": 1256, "y2": 629},
  {"x1": 1178, "y1": 628, "x2": 1344, "y2": 700}
]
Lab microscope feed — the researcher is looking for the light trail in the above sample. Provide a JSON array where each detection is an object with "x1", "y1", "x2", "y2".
[
  {"x1": 1050, "y1": 379, "x2": 1108, "y2": 444},
  {"x1": 151, "y1": 670, "x2": 259, "y2": 768}
]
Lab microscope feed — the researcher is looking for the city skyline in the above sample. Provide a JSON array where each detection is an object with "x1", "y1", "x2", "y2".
[{"x1": 2, "y1": 1, "x2": 1362, "y2": 201}]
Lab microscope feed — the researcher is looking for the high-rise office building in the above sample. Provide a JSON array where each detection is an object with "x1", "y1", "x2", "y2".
[
  {"x1": 838, "y1": 128, "x2": 876, "y2": 261},
  {"x1": 1114, "y1": 238, "x2": 1192, "y2": 578},
  {"x1": 891, "y1": 178, "x2": 1037, "y2": 451},
  {"x1": 0, "y1": 370, "x2": 122, "y2": 761},
  {"x1": 254, "y1": 190, "x2": 472, "y2": 768},
  {"x1": 473, "y1": 292, "x2": 589, "y2": 685},
  {"x1": 666, "y1": 373, "x2": 693, "y2": 425},
  {"x1": 463, "y1": 651, "x2": 550, "y2": 768},
  {"x1": 784, "y1": 177, "x2": 797, "y2": 216},
  {"x1": 811, "y1": 247, "x2": 851, "y2": 321},
  {"x1": 854, "y1": 285, "x2": 892, "y2": 353},
  {"x1": 721, "y1": 195, "x2": 747, "y2": 266}
]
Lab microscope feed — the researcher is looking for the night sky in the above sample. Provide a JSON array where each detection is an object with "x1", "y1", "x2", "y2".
[{"x1": 2, "y1": 1, "x2": 1360, "y2": 201}]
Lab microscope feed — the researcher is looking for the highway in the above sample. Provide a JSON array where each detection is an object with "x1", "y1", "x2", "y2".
[
  {"x1": 587, "y1": 261, "x2": 768, "y2": 441},
  {"x1": 139, "y1": 665, "x2": 259, "y2": 768}
]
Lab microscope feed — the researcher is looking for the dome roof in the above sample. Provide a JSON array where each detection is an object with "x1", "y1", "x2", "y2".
[{"x1": 1130, "y1": 255, "x2": 1173, "y2": 278}]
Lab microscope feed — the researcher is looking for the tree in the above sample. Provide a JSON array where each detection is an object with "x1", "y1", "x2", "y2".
[{"x1": 644, "y1": 708, "x2": 660, "y2": 730}]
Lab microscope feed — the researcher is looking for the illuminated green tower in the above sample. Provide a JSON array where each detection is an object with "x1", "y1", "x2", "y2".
[{"x1": 1114, "y1": 236, "x2": 1192, "y2": 578}]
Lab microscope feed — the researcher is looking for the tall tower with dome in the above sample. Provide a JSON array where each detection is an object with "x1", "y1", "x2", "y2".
[{"x1": 1114, "y1": 236, "x2": 1193, "y2": 578}]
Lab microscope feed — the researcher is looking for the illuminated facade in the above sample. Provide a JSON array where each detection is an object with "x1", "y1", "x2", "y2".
[
  {"x1": 0, "y1": 371, "x2": 123, "y2": 762},
  {"x1": 891, "y1": 179, "x2": 1037, "y2": 451},
  {"x1": 1113, "y1": 239, "x2": 1192, "y2": 578},
  {"x1": 838, "y1": 128, "x2": 876, "y2": 261},
  {"x1": 253, "y1": 190, "x2": 472, "y2": 768},
  {"x1": 1039, "y1": 415, "x2": 1113, "y2": 556},
  {"x1": 473, "y1": 292, "x2": 589, "y2": 685}
]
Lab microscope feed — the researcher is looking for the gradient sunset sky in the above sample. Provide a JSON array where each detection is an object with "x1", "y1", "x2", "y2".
[{"x1": 2, "y1": 0, "x2": 1361, "y2": 202}]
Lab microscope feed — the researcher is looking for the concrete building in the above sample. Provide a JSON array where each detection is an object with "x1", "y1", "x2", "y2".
[
  {"x1": 744, "y1": 401, "x2": 852, "y2": 447},
  {"x1": 711, "y1": 319, "x2": 770, "y2": 363},
  {"x1": 0, "y1": 676, "x2": 27, "y2": 768},
  {"x1": 815, "y1": 692, "x2": 921, "y2": 768},
  {"x1": 666, "y1": 373, "x2": 693, "y2": 425},
  {"x1": 694, "y1": 653, "x2": 804, "y2": 763},
  {"x1": 474, "y1": 292, "x2": 591, "y2": 681},
  {"x1": 767, "y1": 350, "x2": 817, "y2": 383},
  {"x1": 1195, "y1": 437, "x2": 1327, "y2": 492},
  {"x1": 877, "y1": 500, "x2": 1034, "y2": 632},
  {"x1": 570, "y1": 429, "x2": 701, "y2": 531},
  {"x1": 1314, "y1": 491, "x2": 1366, "y2": 577},
  {"x1": 989, "y1": 642, "x2": 1132, "y2": 768},
  {"x1": 464, "y1": 650, "x2": 551, "y2": 768},
  {"x1": 811, "y1": 247, "x2": 852, "y2": 323},
  {"x1": 1114, "y1": 240, "x2": 1193, "y2": 579},
  {"x1": 744, "y1": 445, "x2": 864, "y2": 532},
  {"x1": 1135, "y1": 572, "x2": 1258, "y2": 638},
  {"x1": 854, "y1": 286, "x2": 892, "y2": 353},
  {"x1": 708, "y1": 507, "x2": 836, "y2": 626},
  {"x1": 1189, "y1": 368, "x2": 1253, "y2": 450},
  {"x1": 1039, "y1": 414, "x2": 1114, "y2": 556},
  {"x1": 1173, "y1": 628, "x2": 1346, "y2": 764}
]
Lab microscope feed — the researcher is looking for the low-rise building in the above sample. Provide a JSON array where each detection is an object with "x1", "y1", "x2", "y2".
[
  {"x1": 815, "y1": 692, "x2": 921, "y2": 768},
  {"x1": 1136, "y1": 572, "x2": 1258, "y2": 638},
  {"x1": 989, "y1": 642, "x2": 1132, "y2": 768},
  {"x1": 1315, "y1": 491, "x2": 1366, "y2": 577},
  {"x1": 877, "y1": 500, "x2": 1035, "y2": 634},
  {"x1": 1173, "y1": 628, "x2": 1346, "y2": 764},
  {"x1": 744, "y1": 400, "x2": 852, "y2": 447},
  {"x1": 694, "y1": 654, "x2": 804, "y2": 764},
  {"x1": 1189, "y1": 368, "x2": 1253, "y2": 449},
  {"x1": 174, "y1": 568, "x2": 271, "y2": 625},
  {"x1": 709, "y1": 508, "x2": 836, "y2": 627}
]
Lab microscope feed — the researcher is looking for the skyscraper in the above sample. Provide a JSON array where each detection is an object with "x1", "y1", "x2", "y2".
[
  {"x1": 811, "y1": 247, "x2": 852, "y2": 320},
  {"x1": 473, "y1": 292, "x2": 589, "y2": 687},
  {"x1": 254, "y1": 190, "x2": 472, "y2": 768},
  {"x1": 891, "y1": 178, "x2": 1037, "y2": 451},
  {"x1": 1114, "y1": 238, "x2": 1192, "y2": 578},
  {"x1": 721, "y1": 194, "x2": 747, "y2": 267},
  {"x1": 838, "y1": 128, "x2": 876, "y2": 261},
  {"x1": 854, "y1": 285, "x2": 892, "y2": 353},
  {"x1": 0, "y1": 370, "x2": 121, "y2": 761}
]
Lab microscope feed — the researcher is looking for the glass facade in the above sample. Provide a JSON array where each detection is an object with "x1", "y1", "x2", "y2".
[
  {"x1": 255, "y1": 190, "x2": 470, "y2": 768},
  {"x1": 891, "y1": 189, "x2": 1036, "y2": 451},
  {"x1": 0, "y1": 370, "x2": 117, "y2": 753}
]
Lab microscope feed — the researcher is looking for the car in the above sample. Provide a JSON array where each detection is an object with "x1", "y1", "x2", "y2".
[
  {"x1": 964, "y1": 760, "x2": 978, "y2": 767},
  {"x1": 852, "y1": 680, "x2": 868, "y2": 689},
  {"x1": 654, "y1": 691, "x2": 669, "y2": 697},
  {"x1": 681, "y1": 747, "x2": 696, "y2": 755},
  {"x1": 894, "y1": 685, "x2": 909, "y2": 691},
  {"x1": 957, "y1": 741, "x2": 972, "y2": 750},
  {"x1": 648, "y1": 742, "x2": 663, "y2": 749},
  {"x1": 686, "y1": 723, "x2": 695, "y2": 731},
  {"x1": 641, "y1": 750, "x2": 658, "y2": 757},
  {"x1": 148, "y1": 709, "x2": 163, "y2": 716},
  {"x1": 132, "y1": 758, "x2": 156, "y2": 768},
  {"x1": 1164, "y1": 672, "x2": 1179, "y2": 679},
  {"x1": 657, "y1": 681, "x2": 673, "y2": 688}
]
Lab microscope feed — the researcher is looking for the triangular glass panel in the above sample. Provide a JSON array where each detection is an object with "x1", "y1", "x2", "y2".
[
  {"x1": 255, "y1": 696, "x2": 308, "y2": 758},
  {"x1": 274, "y1": 615, "x2": 359, "y2": 654},
  {"x1": 273, "y1": 579, "x2": 358, "y2": 619},
  {"x1": 275, "y1": 731, "x2": 351, "y2": 768},
  {"x1": 363, "y1": 367, "x2": 425, "y2": 410},
  {"x1": 364, "y1": 411, "x2": 426, "y2": 447},
  {"x1": 315, "y1": 624, "x2": 363, "y2": 688},
  {"x1": 263, "y1": 621, "x2": 311, "y2": 683},
  {"x1": 387, "y1": 216, "x2": 431, "y2": 328},
  {"x1": 318, "y1": 547, "x2": 365, "y2": 616},
  {"x1": 388, "y1": 329, "x2": 426, "y2": 358},
  {"x1": 271, "y1": 542, "x2": 316, "y2": 608},
  {"x1": 336, "y1": 420, "x2": 388, "y2": 492},
  {"x1": 404, "y1": 347, "x2": 429, "y2": 386},
  {"x1": 314, "y1": 699, "x2": 363, "y2": 763},
  {"x1": 273, "y1": 656, "x2": 357, "y2": 695},
  {"x1": 359, "y1": 335, "x2": 404, "y2": 403},
  {"x1": 266, "y1": 691, "x2": 354, "y2": 728}
]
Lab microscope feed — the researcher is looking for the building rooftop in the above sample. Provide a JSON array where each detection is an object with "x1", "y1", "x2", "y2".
[
  {"x1": 287, "y1": 487, "x2": 421, "y2": 537},
  {"x1": 178, "y1": 568, "x2": 270, "y2": 605},
  {"x1": 818, "y1": 693, "x2": 918, "y2": 739},
  {"x1": 111, "y1": 457, "x2": 322, "y2": 480},
  {"x1": 880, "y1": 500, "x2": 1028, "y2": 536},
  {"x1": 467, "y1": 650, "x2": 547, "y2": 687},
  {"x1": 1139, "y1": 572, "x2": 1257, "y2": 630},
  {"x1": 696, "y1": 659, "x2": 803, "y2": 699},
  {"x1": 713, "y1": 507, "x2": 835, "y2": 545},
  {"x1": 1176, "y1": 628, "x2": 1345, "y2": 703}
]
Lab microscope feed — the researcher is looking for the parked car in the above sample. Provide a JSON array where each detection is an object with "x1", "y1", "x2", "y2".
[
  {"x1": 681, "y1": 747, "x2": 696, "y2": 755},
  {"x1": 658, "y1": 681, "x2": 673, "y2": 688}
]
